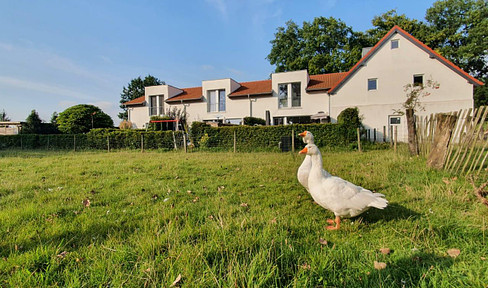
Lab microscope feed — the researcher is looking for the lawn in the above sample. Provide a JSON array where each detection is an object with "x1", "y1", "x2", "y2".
[{"x1": 0, "y1": 148, "x2": 487, "y2": 287}]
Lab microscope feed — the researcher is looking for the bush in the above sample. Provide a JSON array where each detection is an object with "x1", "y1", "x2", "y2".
[
  {"x1": 243, "y1": 117, "x2": 266, "y2": 126},
  {"x1": 337, "y1": 107, "x2": 362, "y2": 128}
]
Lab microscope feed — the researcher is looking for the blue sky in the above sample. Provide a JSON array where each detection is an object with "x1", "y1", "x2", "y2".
[{"x1": 0, "y1": 0, "x2": 436, "y2": 124}]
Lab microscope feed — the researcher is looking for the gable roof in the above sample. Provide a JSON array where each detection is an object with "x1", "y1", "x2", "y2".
[
  {"x1": 329, "y1": 25, "x2": 484, "y2": 94},
  {"x1": 166, "y1": 87, "x2": 203, "y2": 103},
  {"x1": 307, "y1": 72, "x2": 347, "y2": 92},
  {"x1": 229, "y1": 79, "x2": 272, "y2": 97},
  {"x1": 123, "y1": 95, "x2": 146, "y2": 106}
]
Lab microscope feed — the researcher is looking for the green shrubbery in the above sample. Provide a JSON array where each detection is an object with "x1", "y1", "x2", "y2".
[{"x1": 0, "y1": 122, "x2": 357, "y2": 151}]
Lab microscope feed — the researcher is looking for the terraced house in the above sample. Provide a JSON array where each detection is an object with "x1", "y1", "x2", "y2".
[{"x1": 124, "y1": 26, "x2": 483, "y2": 141}]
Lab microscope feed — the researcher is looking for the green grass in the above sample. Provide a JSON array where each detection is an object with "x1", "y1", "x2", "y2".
[{"x1": 0, "y1": 148, "x2": 487, "y2": 287}]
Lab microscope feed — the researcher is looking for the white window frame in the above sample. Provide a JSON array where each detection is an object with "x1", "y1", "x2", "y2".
[
  {"x1": 391, "y1": 39, "x2": 399, "y2": 49},
  {"x1": 278, "y1": 82, "x2": 301, "y2": 109},
  {"x1": 368, "y1": 78, "x2": 377, "y2": 91},
  {"x1": 207, "y1": 89, "x2": 226, "y2": 113}
]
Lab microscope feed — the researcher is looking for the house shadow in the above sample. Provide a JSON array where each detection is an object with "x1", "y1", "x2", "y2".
[{"x1": 365, "y1": 252, "x2": 454, "y2": 286}]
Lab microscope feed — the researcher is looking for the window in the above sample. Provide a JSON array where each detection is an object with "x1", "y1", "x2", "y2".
[
  {"x1": 208, "y1": 89, "x2": 226, "y2": 112},
  {"x1": 389, "y1": 116, "x2": 401, "y2": 125},
  {"x1": 368, "y1": 79, "x2": 377, "y2": 91},
  {"x1": 278, "y1": 82, "x2": 301, "y2": 108},
  {"x1": 273, "y1": 117, "x2": 284, "y2": 125},
  {"x1": 391, "y1": 39, "x2": 399, "y2": 49},
  {"x1": 149, "y1": 95, "x2": 164, "y2": 116},
  {"x1": 413, "y1": 75, "x2": 423, "y2": 86},
  {"x1": 149, "y1": 96, "x2": 157, "y2": 116},
  {"x1": 278, "y1": 84, "x2": 288, "y2": 108}
]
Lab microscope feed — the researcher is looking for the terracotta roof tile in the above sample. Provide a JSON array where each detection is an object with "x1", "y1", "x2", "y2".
[
  {"x1": 307, "y1": 72, "x2": 347, "y2": 91},
  {"x1": 229, "y1": 80, "x2": 272, "y2": 97},
  {"x1": 123, "y1": 95, "x2": 145, "y2": 106},
  {"x1": 166, "y1": 87, "x2": 203, "y2": 102}
]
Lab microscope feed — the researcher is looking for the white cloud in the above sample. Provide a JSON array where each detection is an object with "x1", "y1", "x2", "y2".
[
  {"x1": 0, "y1": 76, "x2": 96, "y2": 101},
  {"x1": 205, "y1": 0, "x2": 228, "y2": 19}
]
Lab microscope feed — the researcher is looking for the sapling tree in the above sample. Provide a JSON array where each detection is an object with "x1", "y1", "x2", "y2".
[{"x1": 396, "y1": 78, "x2": 440, "y2": 155}]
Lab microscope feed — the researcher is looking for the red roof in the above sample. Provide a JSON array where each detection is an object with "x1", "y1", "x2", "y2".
[
  {"x1": 166, "y1": 87, "x2": 202, "y2": 103},
  {"x1": 229, "y1": 80, "x2": 272, "y2": 97},
  {"x1": 123, "y1": 95, "x2": 145, "y2": 106},
  {"x1": 307, "y1": 72, "x2": 347, "y2": 91},
  {"x1": 329, "y1": 25, "x2": 484, "y2": 94}
]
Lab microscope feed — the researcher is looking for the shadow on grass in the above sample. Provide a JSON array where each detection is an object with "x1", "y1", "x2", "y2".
[
  {"x1": 365, "y1": 252, "x2": 454, "y2": 287},
  {"x1": 358, "y1": 202, "x2": 421, "y2": 224},
  {"x1": 0, "y1": 220, "x2": 137, "y2": 258}
]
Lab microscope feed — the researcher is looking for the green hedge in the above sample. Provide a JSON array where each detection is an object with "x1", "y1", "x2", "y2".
[
  {"x1": 189, "y1": 122, "x2": 357, "y2": 151},
  {"x1": 0, "y1": 130, "x2": 184, "y2": 150},
  {"x1": 0, "y1": 123, "x2": 357, "y2": 151}
]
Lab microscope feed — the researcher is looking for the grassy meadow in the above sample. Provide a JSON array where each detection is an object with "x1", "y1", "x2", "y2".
[{"x1": 0, "y1": 148, "x2": 487, "y2": 287}]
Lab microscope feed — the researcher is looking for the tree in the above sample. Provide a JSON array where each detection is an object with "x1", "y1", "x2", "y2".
[
  {"x1": 57, "y1": 104, "x2": 114, "y2": 134},
  {"x1": 119, "y1": 75, "x2": 164, "y2": 120},
  {"x1": 50, "y1": 112, "x2": 58, "y2": 125},
  {"x1": 367, "y1": 10, "x2": 430, "y2": 44},
  {"x1": 425, "y1": 0, "x2": 488, "y2": 80},
  {"x1": 267, "y1": 17, "x2": 367, "y2": 74},
  {"x1": 0, "y1": 109, "x2": 10, "y2": 121},
  {"x1": 337, "y1": 107, "x2": 362, "y2": 128},
  {"x1": 396, "y1": 79, "x2": 440, "y2": 155},
  {"x1": 22, "y1": 110, "x2": 43, "y2": 134}
]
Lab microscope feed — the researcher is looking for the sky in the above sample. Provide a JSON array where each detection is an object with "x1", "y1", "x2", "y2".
[{"x1": 0, "y1": 0, "x2": 437, "y2": 124}]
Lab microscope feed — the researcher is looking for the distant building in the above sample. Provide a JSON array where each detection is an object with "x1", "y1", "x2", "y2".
[
  {"x1": 124, "y1": 26, "x2": 483, "y2": 142},
  {"x1": 0, "y1": 122, "x2": 22, "y2": 135}
]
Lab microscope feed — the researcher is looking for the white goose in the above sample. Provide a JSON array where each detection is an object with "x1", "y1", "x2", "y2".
[
  {"x1": 299, "y1": 144, "x2": 388, "y2": 230},
  {"x1": 297, "y1": 131, "x2": 329, "y2": 192}
]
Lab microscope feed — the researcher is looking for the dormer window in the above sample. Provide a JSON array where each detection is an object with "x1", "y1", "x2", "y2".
[
  {"x1": 278, "y1": 82, "x2": 301, "y2": 108},
  {"x1": 208, "y1": 89, "x2": 226, "y2": 112},
  {"x1": 391, "y1": 39, "x2": 399, "y2": 49}
]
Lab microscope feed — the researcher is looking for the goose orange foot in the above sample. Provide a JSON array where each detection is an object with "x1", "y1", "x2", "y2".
[{"x1": 326, "y1": 216, "x2": 341, "y2": 230}]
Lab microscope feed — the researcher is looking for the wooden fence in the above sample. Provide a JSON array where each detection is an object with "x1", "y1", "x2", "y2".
[{"x1": 416, "y1": 106, "x2": 488, "y2": 175}]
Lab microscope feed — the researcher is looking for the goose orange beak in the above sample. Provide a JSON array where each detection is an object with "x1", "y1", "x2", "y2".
[
  {"x1": 299, "y1": 147, "x2": 308, "y2": 154},
  {"x1": 298, "y1": 131, "x2": 307, "y2": 137}
]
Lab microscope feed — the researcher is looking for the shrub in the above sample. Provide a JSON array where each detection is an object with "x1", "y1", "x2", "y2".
[
  {"x1": 243, "y1": 117, "x2": 266, "y2": 126},
  {"x1": 337, "y1": 107, "x2": 362, "y2": 128}
]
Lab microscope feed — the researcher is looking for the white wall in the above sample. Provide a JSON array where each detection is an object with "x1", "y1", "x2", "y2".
[{"x1": 331, "y1": 32, "x2": 474, "y2": 142}]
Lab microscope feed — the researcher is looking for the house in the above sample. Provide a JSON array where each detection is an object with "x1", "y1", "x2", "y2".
[
  {"x1": 124, "y1": 26, "x2": 483, "y2": 141},
  {"x1": 0, "y1": 122, "x2": 22, "y2": 135}
]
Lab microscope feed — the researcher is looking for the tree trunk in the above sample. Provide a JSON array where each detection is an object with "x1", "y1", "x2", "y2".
[
  {"x1": 427, "y1": 113, "x2": 457, "y2": 169},
  {"x1": 406, "y1": 108, "x2": 418, "y2": 156}
]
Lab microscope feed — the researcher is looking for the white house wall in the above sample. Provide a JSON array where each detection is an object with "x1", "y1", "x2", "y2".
[{"x1": 330, "y1": 32, "x2": 474, "y2": 142}]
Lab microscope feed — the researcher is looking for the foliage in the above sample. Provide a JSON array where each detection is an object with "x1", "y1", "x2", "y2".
[
  {"x1": 366, "y1": 10, "x2": 430, "y2": 44},
  {"x1": 425, "y1": 0, "x2": 488, "y2": 80},
  {"x1": 0, "y1": 109, "x2": 10, "y2": 121},
  {"x1": 243, "y1": 116, "x2": 266, "y2": 126},
  {"x1": 474, "y1": 78, "x2": 488, "y2": 107},
  {"x1": 119, "y1": 75, "x2": 164, "y2": 120},
  {"x1": 396, "y1": 79, "x2": 440, "y2": 114},
  {"x1": 21, "y1": 110, "x2": 58, "y2": 134},
  {"x1": 267, "y1": 17, "x2": 367, "y2": 74},
  {"x1": 118, "y1": 120, "x2": 133, "y2": 130},
  {"x1": 50, "y1": 112, "x2": 58, "y2": 125},
  {"x1": 57, "y1": 104, "x2": 114, "y2": 134},
  {"x1": 148, "y1": 116, "x2": 174, "y2": 131},
  {"x1": 0, "y1": 149, "x2": 486, "y2": 286},
  {"x1": 189, "y1": 121, "x2": 357, "y2": 150},
  {"x1": 337, "y1": 107, "x2": 362, "y2": 128}
]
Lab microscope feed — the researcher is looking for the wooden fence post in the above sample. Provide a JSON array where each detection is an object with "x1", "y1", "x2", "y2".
[
  {"x1": 141, "y1": 133, "x2": 144, "y2": 153},
  {"x1": 183, "y1": 133, "x2": 187, "y2": 153},
  {"x1": 291, "y1": 129, "x2": 295, "y2": 154},
  {"x1": 394, "y1": 126, "x2": 398, "y2": 152},
  {"x1": 357, "y1": 128, "x2": 361, "y2": 152},
  {"x1": 172, "y1": 131, "x2": 177, "y2": 150},
  {"x1": 74, "y1": 135, "x2": 76, "y2": 152},
  {"x1": 107, "y1": 135, "x2": 110, "y2": 152},
  {"x1": 233, "y1": 130, "x2": 236, "y2": 153}
]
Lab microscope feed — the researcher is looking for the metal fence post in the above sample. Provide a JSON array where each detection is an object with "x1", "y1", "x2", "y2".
[
  {"x1": 357, "y1": 128, "x2": 361, "y2": 152},
  {"x1": 107, "y1": 135, "x2": 110, "y2": 152},
  {"x1": 233, "y1": 130, "x2": 236, "y2": 153},
  {"x1": 291, "y1": 129, "x2": 295, "y2": 154},
  {"x1": 74, "y1": 134, "x2": 76, "y2": 152},
  {"x1": 141, "y1": 133, "x2": 144, "y2": 153}
]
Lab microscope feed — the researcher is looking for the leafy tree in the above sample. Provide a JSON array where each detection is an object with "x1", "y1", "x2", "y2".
[
  {"x1": 425, "y1": 0, "x2": 488, "y2": 80},
  {"x1": 367, "y1": 10, "x2": 430, "y2": 44},
  {"x1": 22, "y1": 110, "x2": 43, "y2": 134},
  {"x1": 50, "y1": 112, "x2": 58, "y2": 125},
  {"x1": 0, "y1": 109, "x2": 10, "y2": 121},
  {"x1": 474, "y1": 78, "x2": 488, "y2": 107},
  {"x1": 57, "y1": 104, "x2": 114, "y2": 134},
  {"x1": 267, "y1": 17, "x2": 367, "y2": 74},
  {"x1": 119, "y1": 75, "x2": 164, "y2": 120}
]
